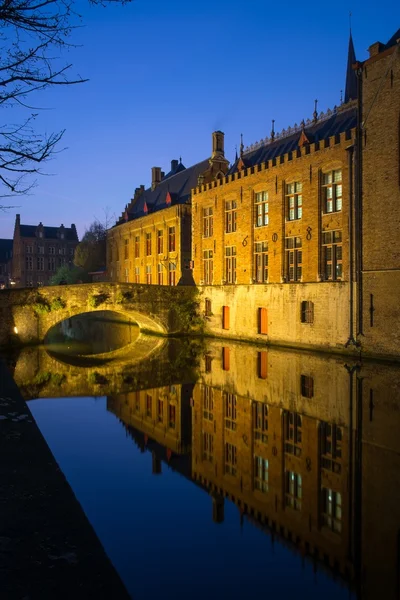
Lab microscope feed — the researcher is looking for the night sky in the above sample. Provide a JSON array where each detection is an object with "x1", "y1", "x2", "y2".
[{"x1": 0, "y1": 0, "x2": 398, "y2": 238}]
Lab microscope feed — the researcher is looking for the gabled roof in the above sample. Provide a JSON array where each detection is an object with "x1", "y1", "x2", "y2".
[
  {"x1": 0, "y1": 239, "x2": 13, "y2": 262},
  {"x1": 385, "y1": 28, "x2": 400, "y2": 49},
  {"x1": 123, "y1": 158, "x2": 211, "y2": 222},
  {"x1": 227, "y1": 106, "x2": 356, "y2": 175},
  {"x1": 19, "y1": 224, "x2": 78, "y2": 241}
]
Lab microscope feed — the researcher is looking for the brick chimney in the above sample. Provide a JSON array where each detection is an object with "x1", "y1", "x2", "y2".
[
  {"x1": 368, "y1": 41, "x2": 384, "y2": 57},
  {"x1": 212, "y1": 131, "x2": 225, "y2": 158},
  {"x1": 151, "y1": 167, "x2": 162, "y2": 190},
  {"x1": 171, "y1": 159, "x2": 179, "y2": 172}
]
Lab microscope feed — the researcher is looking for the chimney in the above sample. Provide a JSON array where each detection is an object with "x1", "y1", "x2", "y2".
[
  {"x1": 15, "y1": 214, "x2": 20, "y2": 225},
  {"x1": 368, "y1": 41, "x2": 384, "y2": 57},
  {"x1": 212, "y1": 131, "x2": 225, "y2": 158},
  {"x1": 171, "y1": 159, "x2": 179, "y2": 172},
  {"x1": 151, "y1": 166, "x2": 162, "y2": 190}
]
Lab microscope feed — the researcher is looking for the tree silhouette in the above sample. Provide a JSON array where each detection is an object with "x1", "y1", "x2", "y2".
[{"x1": 0, "y1": 0, "x2": 131, "y2": 202}]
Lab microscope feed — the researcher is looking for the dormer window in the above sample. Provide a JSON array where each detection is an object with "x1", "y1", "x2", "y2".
[
  {"x1": 60, "y1": 232, "x2": 64, "y2": 240},
  {"x1": 38, "y1": 231, "x2": 43, "y2": 238}
]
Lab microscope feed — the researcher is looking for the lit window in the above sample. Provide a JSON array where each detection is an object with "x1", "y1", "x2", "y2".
[
  {"x1": 135, "y1": 266, "x2": 140, "y2": 283},
  {"x1": 253, "y1": 401, "x2": 268, "y2": 443},
  {"x1": 135, "y1": 236, "x2": 140, "y2": 258},
  {"x1": 284, "y1": 411, "x2": 302, "y2": 456},
  {"x1": 285, "y1": 237, "x2": 302, "y2": 282},
  {"x1": 203, "y1": 386, "x2": 214, "y2": 421},
  {"x1": 146, "y1": 265, "x2": 152, "y2": 284},
  {"x1": 124, "y1": 238, "x2": 129, "y2": 260},
  {"x1": 254, "y1": 242, "x2": 268, "y2": 283},
  {"x1": 286, "y1": 182, "x2": 302, "y2": 220},
  {"x1": 224, "y1": 442, "x2": 237, "y2": 476},
  {"x1": 225, "y1": 246, "x2": 236, "y2": 283},
  {"x1": 321, "y1": 488, "x2": 342, "y2": 533},
  {"x1": 224, "y1": 392, "x2": 237, "y2": 430},
  {"x1": 203, "y1": 207, "x2": 213, "y2": 238},
  {"x1": 157, "y1": 230, "x2": 163, "y2": 254},
  {"x1": 225, "y1": 200, "x2": 237, "y2": 233},
  {"x1": 254, "y1": 456, "x2": 268, "y2": 493},
  {"x1": 322, "y1": 230, "x2": 342, "y2": 280},
  {"x1": 168, "y1": 227, "x2": 176, "y2": 252},
  {"x1": 203, "y1": 250, "x2": 213, "y2": 284},
  {"x1": 323, "y1": 170, "x2": 342, "y2": 213},
  {"x1": 321, "y1": 422, "x2": 342, "y2": 473},
  {"x1": 168, "y1": 404, "x2": 176, "y2": 429},
  {"x1": 145, "y1": 233, "x2": 152, "y2": 256},
  {"x1": 157, "y1": 263, "x2": 163, "y2": 285},
  {"x1": 285, "y1": 471, "x2": 302, "y2": 510},
  {"x1": 203, "y1": 432, "x2": 214, "y2": 463},
  {"x1": 301, "y1": 300, "x2": 314, "y2": 324},
  {"x1": 168, "y1": 262, "x2": 176, "y2": 286},
  {"x1": 255, "y1": 191, "x2": 269, "y2": 227}
]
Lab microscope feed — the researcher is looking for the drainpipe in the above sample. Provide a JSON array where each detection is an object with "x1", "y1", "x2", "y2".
[
  {"x1": 355, "y1": 64, "x2": 364, "y2": 338},
  {"x1": 345, "y1": 144, "x2": 358, "y2": 347}
]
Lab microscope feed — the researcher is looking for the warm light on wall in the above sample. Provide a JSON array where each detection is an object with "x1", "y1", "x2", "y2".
[{"x1": 13, "y1": 326, "x2": 18, "y2": 334}]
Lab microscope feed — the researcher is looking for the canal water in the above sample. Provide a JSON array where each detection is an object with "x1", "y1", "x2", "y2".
[{"x1": 10, "y1": 323, "x2": 400, "y2": 600}]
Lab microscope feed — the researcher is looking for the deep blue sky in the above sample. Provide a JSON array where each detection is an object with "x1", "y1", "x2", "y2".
[{"x1": 1, "y1": 0, "x2": 399, "y2": 238}]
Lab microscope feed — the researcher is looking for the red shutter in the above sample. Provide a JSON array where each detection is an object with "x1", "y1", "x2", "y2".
[
  {"x1": 258, "y1": 351, "x2": 267, "y2": 379},
  {"x1": 222, "y1": 347, "x2": 230, "y2": 371},
  {"x1": 259, "y1": 307, "x2": 268, "y2": 334},
  {"x1": 223, "y1": 305, "x2": 230, "y2": 330}
]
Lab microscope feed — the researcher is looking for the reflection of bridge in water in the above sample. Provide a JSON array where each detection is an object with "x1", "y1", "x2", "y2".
[{"x1": 105, "y1": 341, "x2": 400, "y2": 600}]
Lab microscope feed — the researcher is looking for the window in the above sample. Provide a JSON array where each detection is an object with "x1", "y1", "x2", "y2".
[
  {"x1": 26, "y1": 256, "x2": 33, "y2": 270},
  {"x1": 322, "y1": 230, "x2": 343, "y2": 280},
  {"x1": 285, "y1": 471, "x2": 302, "y2": 510},
  {"x1": 222, "y1": 305, "x2": 230, "y2": 330},
  {"x1": 135, "y1": 267, "x2": 140, "y2": 283},
  {"x1": 284, "y1": 411, "x2": 302, "y2": 456},
  {"x1": 168, "y1": 263, "x2": 176, "y2": 286},
  {"x1": 205, "y1": 298, "x2": 212, "y2": 316},
  {"x1": 254, "y1": 456, "x2": 268, "y2": 493},
  {"x1": 321, "y1": 422, "x2": 342, "y2": 473},
  {"x1": 26, "y1": 277, "x2": 33, "y2": 287},
  {"x1": 69, "y1": 248, "x2": 74, "y2": 256},
  {"x1": 146, "y1": 394, "x2": 152, "y2": 417},
  {"x1": 49, "y1": 257, "x2": 56, "y2": 272},
  {"x1": 286, "y1": 182, "x2": 303, "y2": 220},
  {"x1": 203, "y1": 432, "x2": 214, "y2": 463},
  {"x1": 285, "y1": 237, "x2": 302, "y2": 281},
  {"x1": 168, "y1": 227, "x2": 175, "y2": 252},
  {"x1": 59, "y1": 247, "x2": 66, "y2": 255},
  {"x1": 146, "y1": 265, "x2": 152, "y2": 284},
  {"x1": 39, "y1": 231, "x2": 43, "y2": 238},
  {"x1": 258, "y1": 351, "x2": 268, "y2": 379},
  {"x1": 38, "y1": 246, "x2": 44, "y2": 254},
  {"x1": 37, "y1": 257, "x2": 45, "y2": 271},
  {"x1": 26, "y1": 245, "x2": 33, "y2": 254},
  {"x1": 203, "y1": 250, "x2": 213, "y2": 284},
  {"x1": 225, "y1": 200, "x2": 237, "y2": 233},
  {"x1": 203, "y1": 207, "x2": 213, "y2": 238},
  {"x1": 135, "y1": 236, "x2": 140, "y2": 258},
  {"x1": 225, "y1": 246, "x2": 236, "y2": 283},
  {"x1": 258, "y1": 307, "x2": 268, "y2": 334},
  {"x1": 222, "y1": 346, "x2": 230, "y2": 370},
  {"x1": 157, "y1": 399, "x2": 164, "y2": 423},
  {"x1": 124, "y1": 239, "x2": 129, "y2": 259},
  {"x1": 321, "y1": 488, "x2": 342, "y2": 533},
  {"x1": 301, "y1": 300, "x2": 314, "y2": 324},
  {"x1": 224, "y1": 393, "x2": 237, "y2": 430},
  {"x1": 253, "y1": 401, "x2": 268, "y2": 443},
  {"x1": 49, "y1": 246, "x2": 55, "y2": 255},
  {"x1": 158, "y1": 263, "x2": 163, "y2": 285},
  {"x1": 254, "y1": 242, "x2": 268, "y2": 283},
  {"x1": 125, "y1": 268, "x2": 129, "y2": 282},
  {"x1": 146, "y1": 233, "x2": 152, "y2": 256},
  {"x1": 225, "y1": 442, "x2": 237, "y2": 476},
  {"x1": 301, "y1": 375, "x2": 314, "y2": 398},
  {"x1": 203, "y1": 386, "x2": 214, "y2": 421},
  {"x1": 60, "y1": 232, "x2": 64, "y2": 240},
  {"x1": 157, "y1": 230, "x2": 163, "y2": 254},
  {"x1": 168, "y1": 404, "x2": 176, "y2": 429},
  {"x1": 205, "y1": 354, "x2": 212, "y2": 373},
  {"x1": 323, "y1": 169, "x2": 342, "y2": 213},
  {"x1": 59, "y1": 257, "x2": 66, "y2": 267},
  {"x1": 255, "y1": 191, "x2": 269, "y2": 227}
]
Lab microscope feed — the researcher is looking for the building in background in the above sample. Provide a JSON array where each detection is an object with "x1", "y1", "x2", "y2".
[
  {"x1": 11, "y1": 214, "x2": 79, "y2": 288},
  {"x1": 107, "y1": 132, "x2": 229, "y2": 286},
  {"x1": 0, "y1": 239, "x2": 13, "y2": 288}
]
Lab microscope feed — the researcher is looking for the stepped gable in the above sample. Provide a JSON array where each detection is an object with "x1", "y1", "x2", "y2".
[
  {"x1": 127, "y1": 158, "x2": 210, "y2": 220},
  {"x1": 227, "y1": 106, "x2": 357, "y2": 175}
]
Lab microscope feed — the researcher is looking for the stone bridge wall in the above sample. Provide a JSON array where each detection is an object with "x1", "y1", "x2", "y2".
[{"x1": 0, "y1": 283, "x2": 201, "y2": 347}]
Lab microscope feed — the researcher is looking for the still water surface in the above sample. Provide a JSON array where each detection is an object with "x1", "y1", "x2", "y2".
[{"x1": 13, "y1": 332, "x2": 400, "y2": 600}]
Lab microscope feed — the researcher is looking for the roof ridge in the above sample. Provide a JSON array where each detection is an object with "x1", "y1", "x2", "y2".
[{"x1": 143, "y1": 157, "x2": 210, "y2": 192}]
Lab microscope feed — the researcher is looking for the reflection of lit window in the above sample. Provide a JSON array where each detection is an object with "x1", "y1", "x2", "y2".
[
  {"x1": 146, "y1": 394, "x2": 152, "y2": 417},
  {"x1": 285, "y1": 471, "x2": 302, "y2": 510},
  {"x1": 321, "y1": 488, "x2": 342, "y2": 533},
  {"x1": 203, "y1": 386, "x2": 214, "y2": 421},
  {"x1": 321, "y1": 422, "x2": 342, "y2": 473},
  {"x1": 203, "y1": 432, "x2": 214, "y2": 463},
  {"x1": 254, "y1": 456, "x2": 268, "y2": 493},
  {"x1": 253, "y1": 401, "x2": 268, "y2": 443},
  {"x1": 224, "y1": 393, "x2": 237, "y2": 430},
  {"x1": 135, "y1": 391, "x2": 140, "y2": 412},
  {"x1": 284, "y1": 411, "x2": 302, "y2": 456},
  {"x1": 224, "y1": 442, "x2": 237, "y2": 476},
  {"x1": 157, "y1": 399, "x2": 163, "y2": 423}
]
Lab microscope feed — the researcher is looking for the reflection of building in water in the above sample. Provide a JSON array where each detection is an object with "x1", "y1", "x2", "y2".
[
  {"x1": 108, "y1": 383, "x2": 193, "y2": 456},
  {"x1": 108, "y1": 342, "x2": 400, "y2": 600}
]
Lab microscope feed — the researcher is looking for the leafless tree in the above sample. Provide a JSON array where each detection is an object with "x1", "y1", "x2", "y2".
[{"x1": 0, "y1": 0, "x2": 131, "y2": 204}]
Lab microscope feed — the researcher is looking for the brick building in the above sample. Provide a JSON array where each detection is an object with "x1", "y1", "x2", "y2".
[
  {"x1": 107, "y1": 132, "x2": 229, "y2": 285},
  {"x1": 12, "y1": 214, "x2": 79, "y2": 288},
  {"x1": 0, "y1": 239, "x2": 13, "y2": 288},
  {"x1": 191, "y1": 29, "x2": 400, "y2": 358}
]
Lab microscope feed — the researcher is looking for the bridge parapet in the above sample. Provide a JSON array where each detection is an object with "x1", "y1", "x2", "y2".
[{"x1": 0, "y1": 283, "x2": 203, "y2": 347}]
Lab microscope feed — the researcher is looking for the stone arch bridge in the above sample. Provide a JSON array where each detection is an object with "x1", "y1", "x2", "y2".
[{"x1": 0, "y1": 282, "x2": 201, "y2": 347}]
